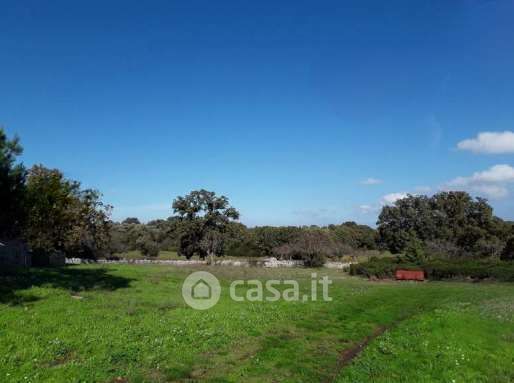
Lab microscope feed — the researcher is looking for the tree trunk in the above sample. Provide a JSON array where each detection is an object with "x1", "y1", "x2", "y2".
[{"x1": 208, "y1": 251, "x2": 215, "y2": 265}]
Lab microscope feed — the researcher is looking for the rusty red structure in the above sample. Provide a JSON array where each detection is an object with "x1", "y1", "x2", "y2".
[{"x1": 395, "y1": 269, "x2": 425, "y2": 281}]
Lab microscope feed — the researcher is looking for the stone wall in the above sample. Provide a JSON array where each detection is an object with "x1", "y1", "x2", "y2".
[{"x1": 66, "y1": 257, "x2": 353, "y2": 269}]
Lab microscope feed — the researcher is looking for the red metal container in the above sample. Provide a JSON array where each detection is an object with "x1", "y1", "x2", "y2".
[{"x1": 395, "y1": 269, "x2": 425, "y2": 281}]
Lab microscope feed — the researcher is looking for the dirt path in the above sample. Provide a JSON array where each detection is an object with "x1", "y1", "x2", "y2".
[
  {"x1": 326, "y1": 325, "x2": 389, "y2": 383},
  {"x1": 329, "y1": 314, "x2": 413, "y2": 382},
  {"x1": 339, "y1": 326, "x2": 388, "y2": 366}
]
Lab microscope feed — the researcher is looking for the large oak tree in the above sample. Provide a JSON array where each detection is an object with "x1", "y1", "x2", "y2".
[{"x1": 172, "y1": 189, "x2": 239, "y2": 260}]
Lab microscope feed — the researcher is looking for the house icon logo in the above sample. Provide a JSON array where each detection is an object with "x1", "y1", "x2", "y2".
[
  {"x1": 182, "y1": 271, "x2": 221, "y2": 310},
  {"x1": 192, "y1": 279, "x2": 212, "y2": 299}
]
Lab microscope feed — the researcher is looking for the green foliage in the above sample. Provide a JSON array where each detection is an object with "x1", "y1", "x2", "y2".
[
  {"x1": 136, "y1": 238, "x2": 159, "y2": 257},
  {"x1": 122, "y1": 217, "x2": 140, "y2": 225},
  {"x1": 378, "y1": 191, "x2": 509, "y2": 257},
  {"x1": 108, "y1": 218, "x2": 380, "y2": 261},
  {"x1": 109, "y1": 217, "x2": 182, "y2": 255},
  {"x1": 251, "y1": 226, "x2": 303, "y2": 257},
  {"x1": 24, "y1": 165, "x2": 111, "y2": 258},
  {"x1": 133, "y1": 226, "x2": 161, "y2": 257},
  {"x1": 0, "y1": 130, "x2": 113, "y2": 259},
  {"x1": 350, "y1": 257, "x2": 514, "y2": 282},
  {"x1": 403, "y1": 235, "x2": 426, "y2": 263},
  {"x1": 223, "y1": 222, "x2": 259, "y2": 257},
  {"x1": 172, "y1": 189, "x2": 240, "y2": 259},
  {"x1": 225, "y1": 240, "x2": 262, "y2": 258},
  {"x1": 273, "y1": 229, "x2": 340, "y2": 267},
  {"x1": 328, "y1": 221, "x2": 378, "y2": 250},
  {"x1": 501, "y1": 237, "x2": 514, "y2": 261},
  {"x1": 0, "y1": 128, "x2": 26, "y2": 239},
  {"x1": 349, "y1": 257, "x2": 407, "y2": 279}
]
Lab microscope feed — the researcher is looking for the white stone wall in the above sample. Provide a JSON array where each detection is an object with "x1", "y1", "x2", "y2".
[{"x1": 66, "y1": 257, "x2": 354, "y2": 269}]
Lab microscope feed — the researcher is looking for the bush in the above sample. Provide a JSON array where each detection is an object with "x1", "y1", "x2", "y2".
[
  {"x1": 226, "y1": 241, "x2": 262, "y2": 258},
  {"x1": 423, "y1": 258, "x2": 514, "y2": 281},
  {"x1": 301, "y1": 252, "x2": 326, "y2": 268},
  {"x1": 136, "y1": 239, "x2": 160, "y2": 258},
  {"x1": 501, "y1": 237, "x2": 514, "y2": 261},
  {"x1": 424, "y1": 240, "x2": 461, "y2": 259},
  {"x1": 403, "y1": 236, "x2": 426, "y2": 263},
  {"x1": 275, "y1": 229, "x2": 339, "y2": 267},
  {"x1": 349, "y1": 257, "x2": 418, "y2": 279},
  {"x1": 350, "y1": 257, "x2": 514, "y2": 282}
]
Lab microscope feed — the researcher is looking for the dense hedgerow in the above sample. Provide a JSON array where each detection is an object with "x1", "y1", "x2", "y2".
[{"x1": 350, "y1": 257, "x2": 514, "y2": 282}]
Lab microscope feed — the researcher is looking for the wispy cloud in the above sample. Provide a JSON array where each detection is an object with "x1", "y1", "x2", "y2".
[
  {"x1": 357, "y1": 162, "x2": 514, "y2": 221},
  {"x1": 457, "y1": 131, "x2": 514, "y2": 154},
  {"x1": 444, "y1": 164, "x2": 514, "y2": 199},
  {"x1": 381, "y1": 192, "x2": 409, "y2": 205},
  {"x1": 360, "y1": 177, "x2": 383, "y2": 185}
]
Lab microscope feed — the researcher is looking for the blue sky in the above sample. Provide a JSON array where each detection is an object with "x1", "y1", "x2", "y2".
[{"x1": 2, "y1": 0, "x2": 514, "y2": 226}]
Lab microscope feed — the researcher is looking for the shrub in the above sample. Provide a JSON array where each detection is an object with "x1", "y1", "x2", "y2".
[
  {"x1": 271, "y1": 229, "x2": 337, "y2": 267},
  {"x1": 301, "y1": 252, "x2": 326, "y2": 268},
  {"x1": 424, "y1": 240, "x2": 461, "y2": 259},
  {"x1": 350, "y1": 257, "x2": 405, "y2": 279},
  {"x1": 351, "y1": 257, "x2": 514, "y2": 282},
  {"x1": 136, "y1": 238, "x2": 160, "y2": 258},
  {"x1": 226, "y1": 241, "x2": 262, "y2": 258},
  {"x1": 403, "y1": 236, "x2": 426, "y2": 263},
  {"x1": 501, "y1": 237, "x2": 514, "y2": 261}
]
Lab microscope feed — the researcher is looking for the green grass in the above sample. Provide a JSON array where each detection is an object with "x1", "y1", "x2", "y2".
[{"x1": 1, "y1": 265, "x2": 513, "y2": 382}]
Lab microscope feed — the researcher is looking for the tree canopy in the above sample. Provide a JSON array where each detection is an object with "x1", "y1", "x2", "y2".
[
  {"x1": 377, "y1": 191, "x2": 511, "y2": 258},
  {"x1": 0, "y1": 128, "x2": 26, "y2": 239},
  {"x1": 172, "y1": 190, "x2": 240, "y2": 259},
  {"x1": 24, "y1": 165, "x2": 112, "y2": 258}
]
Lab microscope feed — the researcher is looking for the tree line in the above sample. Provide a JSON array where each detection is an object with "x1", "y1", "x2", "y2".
[
  {"x1": 110, "y1": 211, "x2": 378, "y2": 266},
  {"x1": 2, "y1": 128, "x2": 513, "y2": 264}
]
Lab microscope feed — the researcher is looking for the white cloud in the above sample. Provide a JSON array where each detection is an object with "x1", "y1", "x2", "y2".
[
  {"x1": 360, "y1": 164, "x2": 514, "y2": 216},
  {"x1": 361, "y1": 177, "x2": 383, "y2": 185},
  {"x1": 447, "y1": 164, "x2": 514, "y2": 185},
  {"x1": 472, "y1": 164, "x2": 514, "y2": 183},
  {"x1": 381, "y1": 192, "x2": 408, "y2": 205},
  {"x1": 358, "y1": 205, "x2": 375, "y2": 214},
  {"x1": 470, "y1": 184, "x2": 508, "y2": 199},
  {"x1": 445, "y1": 164, "x2": 514, "y2": 199},
  {"x1": 457, "y1": 131, "x2": 514, "y2": 154}
]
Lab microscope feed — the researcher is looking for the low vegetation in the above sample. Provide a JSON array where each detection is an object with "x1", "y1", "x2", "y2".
[{"x1": 351, "y1": 257, "x2": 514, "y2": 282}]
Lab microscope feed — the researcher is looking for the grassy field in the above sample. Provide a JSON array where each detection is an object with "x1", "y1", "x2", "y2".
[{"x1": 1, "y1": 265, "x2": 513, "y2": 382}]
